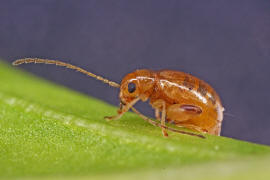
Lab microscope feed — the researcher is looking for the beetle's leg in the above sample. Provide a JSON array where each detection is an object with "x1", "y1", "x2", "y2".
[
  {"x1": 131, "y1": 107, "x2": 206, "y2": 139},
  {"x1": 161, "y1": 101, "x2": 168, "y2": 137},
  {"x1": 167, "y1": 104, "x2": 202, "y2": 123},
  {"x1": 174, "y1": 122, "x2": 208, "y2": 133},
  {"x1": 166, "y1": 104, "x2": 210, "y2": 134},
  {"x1": 104, "y1": 97, "x2": 140, "y2": 120},
  {"x1": 151, "y1": 99, "x2": 168, "y2": 137},
  {"x1": 156, "y1": 108, "x2": 170, "y2": 136},
  {"x1": 155, "y1": 109, "x2": 160, "y2": 120}
]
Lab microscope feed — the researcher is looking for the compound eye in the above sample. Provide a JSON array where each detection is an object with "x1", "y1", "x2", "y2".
[{"x1": 128, "y1": 82, "x2": 136, "y2": 93}]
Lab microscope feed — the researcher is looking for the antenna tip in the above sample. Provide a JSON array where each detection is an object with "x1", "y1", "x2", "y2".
[
  {"x1": 12, "y1": 59, "x2": 28, "y2": 66},
  {"x1": 12, "y1": 60, "x2": 21, "y2": 66}
]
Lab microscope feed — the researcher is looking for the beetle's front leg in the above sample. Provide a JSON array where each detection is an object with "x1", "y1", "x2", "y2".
[
  {"x1": 104, "y1": 105, "x2": 124, "y2": 121},
  {"x1": 104, "y1": 102, "x2": 126, "y2": 121},
  {"x1": 104, "y1": 97, "x2": 140, "y2": 121}
]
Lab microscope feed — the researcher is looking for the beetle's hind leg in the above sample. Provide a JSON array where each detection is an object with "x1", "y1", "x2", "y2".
[
  {"x1": 166, "y1": 103, "x2": 209, "y2": 134},
  {"x1": 166, "y1": 104, "x2": 202, "y2": 123}
]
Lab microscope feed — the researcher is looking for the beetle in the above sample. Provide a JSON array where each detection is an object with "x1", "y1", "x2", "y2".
[{"x1": 13, "y1": 58, "x2": 224, "y2": 138}]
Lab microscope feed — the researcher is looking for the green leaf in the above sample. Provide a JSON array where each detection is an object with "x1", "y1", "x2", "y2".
[{"x1": 0, "y1": 60, "x2": 269, "y2": 179}]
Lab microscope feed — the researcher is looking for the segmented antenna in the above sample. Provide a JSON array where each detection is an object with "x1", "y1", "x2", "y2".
[{"x1": 12, "y1": 58, "x2": 120, "y2": 88}]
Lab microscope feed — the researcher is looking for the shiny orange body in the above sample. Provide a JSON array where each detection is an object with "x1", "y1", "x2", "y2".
[
  {"x1": 119, "y1": 69, "x2": 224, "y2": 135},
  {"x1": 12, "y1": 58, "x2": 224, "y2": 137}
]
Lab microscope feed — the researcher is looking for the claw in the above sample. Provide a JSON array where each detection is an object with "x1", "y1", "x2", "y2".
[
  {"x1": 104, "y1": 114, "x2": 122, "y2": 121},
  {"x1": 104, "y1": 116, "x2": 115, "y2": 120},
  {"x1": 162, "y1": 130, "x2": 169, "y2": 137}
]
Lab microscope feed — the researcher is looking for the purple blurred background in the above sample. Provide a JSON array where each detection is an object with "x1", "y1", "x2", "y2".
[{"x1": 0, "y1": 0, "x2": 270, "y2": 145}]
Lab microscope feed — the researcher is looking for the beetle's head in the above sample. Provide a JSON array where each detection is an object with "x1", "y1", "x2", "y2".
[{"x1": 119, "y1": 69, "x2": 156, "y2": 105}]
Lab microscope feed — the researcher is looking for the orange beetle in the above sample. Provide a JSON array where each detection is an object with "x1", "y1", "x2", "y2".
[{"x1": 13, "y1": 58, "x2": 224, "y2": 138}]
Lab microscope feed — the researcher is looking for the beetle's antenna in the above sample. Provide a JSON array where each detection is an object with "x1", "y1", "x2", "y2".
[
  {"x1": 12, "y1": 58, "x2": 120, "y2": 88},
  {"x1": 131, "y1": 107, "x2": 205, "y2": 139}
]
